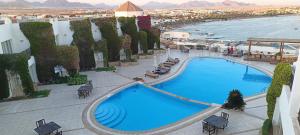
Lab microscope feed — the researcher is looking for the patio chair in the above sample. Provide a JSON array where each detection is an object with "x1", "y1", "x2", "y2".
[
  {"x1": 36, "y1": 119, "x2": 46, "y2": 128},
  {"x1": 55, "y1": 131, "x2": 63, "y2": 135},
  {"x1": 221, "y1": 112, "x2": 229, "y2": 129},
  {"x1": 145, "y1": 71, "x2": 159, "y2": 79},
  {"x1": 202, "y1": 121, "x2": 216, "y2": 135}
]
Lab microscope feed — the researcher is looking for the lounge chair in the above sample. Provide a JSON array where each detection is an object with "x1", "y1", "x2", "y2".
[
  {"x1": 154, "y1": 68, "x2": 170, "y2": 75},
  {"x1": 164, "y1": 61, "x2": 175, "y2": 65},
  {"x1": 202, "y1": 121, "x2": 216, "y2": 135},
  {"x1": 145, "y1": 71, "x2": 159, "y2": 78},
  {"x1": 160, "y1": 63, "x2": 172, "y2": 67},
  {"x1": 158, "y1": 64, "x2": 171, "y2": 70},
  {"x1": 36, "y1": 119, "x2": 46, "y2": 128},
  {"x1": 167, "y1": 58, "x2": 180, "y2": 64}
]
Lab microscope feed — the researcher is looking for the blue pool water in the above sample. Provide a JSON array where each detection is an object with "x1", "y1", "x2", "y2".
[
  {"x1": 94, "y1": 84, "x2": 208, "y2": 131},
  {"x1": 94, "y1": 58, "x2": 271, "y2": 131},
  {"x1": 154, "y1": 58, "x2": 272, "y2": 104}
]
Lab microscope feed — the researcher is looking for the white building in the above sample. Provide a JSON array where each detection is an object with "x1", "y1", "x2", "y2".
[
  {"x1": 50, "y1": 18, "x2": 74, "y2": 46},
  {"x1": 161, "y1": 32, "x2": 190, "y2": 41},
  {"x1": 115, "y1": 1, "x2": 144, "y2": 18},
  {"x1": 272, "y1": 51, "x2": 300, "y2": 135},
  {"x1": 0, "y1": 17, "x2": 39, "y2": 97}
]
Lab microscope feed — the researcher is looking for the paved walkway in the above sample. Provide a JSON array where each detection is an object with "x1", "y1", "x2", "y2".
[{"x1": 0, "y1": 50, "x2": 275, "y2": 135}]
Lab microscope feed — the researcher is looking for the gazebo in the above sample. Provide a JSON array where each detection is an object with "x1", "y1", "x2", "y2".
[{"x1": 246, "y1": 37, "x2": 300, "y2": 63}]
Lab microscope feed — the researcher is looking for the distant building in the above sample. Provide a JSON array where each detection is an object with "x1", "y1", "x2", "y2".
[
  {"x1": 161, "y1": 32, "x2": 190, "y2": 41},
  {"x1": 115, "y1": 1, "x2": 144, "y2": 18}
]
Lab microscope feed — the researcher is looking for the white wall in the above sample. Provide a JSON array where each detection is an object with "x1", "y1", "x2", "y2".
[
  {"x1": 0, "y1": 18, "x2": 30, "y2": 54},
  {"x1": 91, "y1": 22, "x2": 102, "y2": 42},
  {"x1": 50, "y1": 19, "x2": 74, "y2": 46},
  {"x1": 115, "y1": 11, "x2": 144, "y2": 18}
]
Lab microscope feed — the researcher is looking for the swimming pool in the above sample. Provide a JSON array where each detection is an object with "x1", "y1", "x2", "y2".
[
  {"x1": 154, "y1": 58, "x2": 272, "y2": 104},
  {"x1": 94, "y1": 84, "x2": 208, "y2": 131},
  {"x1": 92, "y1": 57, "x2": 271, "y2": 132}
]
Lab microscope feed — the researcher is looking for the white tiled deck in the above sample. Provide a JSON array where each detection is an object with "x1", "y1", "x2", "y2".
[{"x1": 0, "y1": 50, "x2": 275, "y2": 135}]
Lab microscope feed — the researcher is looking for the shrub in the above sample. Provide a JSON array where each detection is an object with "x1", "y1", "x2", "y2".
[
  {"x1": 266, "y1": 63, "x2": 292, "y2": 119},
  {"x1": 93, "y1": 18, "x2": 121, "y2": 62},
  {"x1": 96, "y1": 66, "x2": 116, "y2": 72},
  {"x1": 67, "y1": 74, "x2": 87, "y2": 85},
  {"x1": 30, "y1": 89, "x2": 50, "y2": 98},
  {"x1": 139, "y1": 31, "x2": 148, "y2": 54},
  {"x1": 55, "y1": 46, "x2": 80, "y2": 74},
  {"x1": 70, "y1": 19, "x2": 96, "y2": 70},
  {"x1": 118, "y1": 17, "x2": 139, "y2": 54},
  {"x1": 262, "y1": 119, "x2": 272, "y2": 135},
  {"x1": 223, "y1": 89, "x2": 246, "y2": 110},
  {"x1": 20, "y1": 22, "x2": 57, "y2": 82}
]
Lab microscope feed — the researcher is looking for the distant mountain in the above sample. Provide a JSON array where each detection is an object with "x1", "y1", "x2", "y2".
[
  {"x1": 35, "y1": 0, "x2": 93, "y2": 8},
  {"x1": 0, "y1": 0, "x2": 31, "y2": 8},
  {"x1": 221, "y1": 0, "x2": 254, "y2": 7},
  {"x1": 94, "y1": 3, "x2": 114, "y2": 9},
  {"x1": 142, "y1": 1, "x2": 177, "y2": 9},
  {"x1": 178, "y1": 1, "x2": 216, "y2": 8},
  {"x1": 0, "y1": 0, "x2": 94, "y2": 8},
  {"x1": 0, "y1": 0, "x2": 256, "y2": 9}
]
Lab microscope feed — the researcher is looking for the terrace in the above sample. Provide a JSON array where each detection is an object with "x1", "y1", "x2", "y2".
[{"x1": 0, "y1": 49, "x2": 276, "y2": 135}]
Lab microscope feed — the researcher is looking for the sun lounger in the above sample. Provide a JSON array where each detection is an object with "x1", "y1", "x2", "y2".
[
  {"x1": 159, "y1": 64, "x2": 171, "y2": 70},
  {"x1": 145, "y1": 71, "x2": 159, "y2": 78},
  {"x1": 154, "y1": 67, "x2": 170, "y2": 75},
  {"x1": 167, "y1": 58, "x2": 180, "y2": 64}
]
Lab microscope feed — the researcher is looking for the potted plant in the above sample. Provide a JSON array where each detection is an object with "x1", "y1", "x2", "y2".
[{"x1": 222, "y1": 89, "x2": 246, "y2": 111}]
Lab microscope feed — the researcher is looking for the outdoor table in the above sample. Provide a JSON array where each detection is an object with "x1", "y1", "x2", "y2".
[
  {"x1": 34, "y1": 122, "x2": 61, "y2": 135},
  {"x1": 204, "y1": 115, "x2": 228, "y2": 134}
]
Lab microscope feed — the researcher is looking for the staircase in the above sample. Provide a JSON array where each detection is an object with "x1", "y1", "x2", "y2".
[{"x1": 94, "y1": 103, "x2": 127, "y2": 128}]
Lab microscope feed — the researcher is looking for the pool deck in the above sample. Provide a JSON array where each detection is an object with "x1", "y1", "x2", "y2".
[{"x1": 0, "y1": 50, "x2": 275, "y2": 135}]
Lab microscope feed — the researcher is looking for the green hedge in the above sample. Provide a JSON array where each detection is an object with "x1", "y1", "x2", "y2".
[
  {"x1": 93, "y1": 18, "x2": 121, "y2": 62},
  {"x1": 70, "y1": 19, "x2": 96, "y2": 70},
  {"x1": 262, "y1": 119, "x2": 272, "y2": 135},
  {"x1": 56, "y1": 46, "x2": 80, "y2": 74},
  {"x1": 118, "y1": 17, "x2": 139, "y2": 54},
  {"x1": 0, "y1": 53, "x2": 34, "y2": 99},
  {"x1": 67, "y1": 74, "x2": 87, "y2": 85},
  {"x1": 139, "y1": 31, "x2": 148, "y2": 54},
  {"x1": 20, "y1": 22, "x2": 57, "y2": 82},
  {"x1": 266, "y1": 63, "x2": 292, "y2": 119}
]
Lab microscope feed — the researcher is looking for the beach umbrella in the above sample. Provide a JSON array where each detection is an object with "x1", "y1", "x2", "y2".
[
  {"x1": 153, "y1": 55, "x2": 158, "y2": 68},
  {"x1": 167, "y1": 48, "x2": 171, "y2": 58}
]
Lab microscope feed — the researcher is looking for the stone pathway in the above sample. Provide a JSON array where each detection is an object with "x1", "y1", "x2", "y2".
[{"x1": 0, "y1": 50, "x2": 275, "y2": 135}]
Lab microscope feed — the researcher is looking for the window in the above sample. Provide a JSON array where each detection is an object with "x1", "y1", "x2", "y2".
[{"x1": 1, "y1": 40, "x2": 13, "y2": 54}]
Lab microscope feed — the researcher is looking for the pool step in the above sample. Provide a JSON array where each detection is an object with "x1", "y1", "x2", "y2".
[
  {"x1": 94, "y1": 103, "x2": 127, "y2": 128},
  {"x1": 106, "y1": 106, "x2": 126, "y2": 128}
]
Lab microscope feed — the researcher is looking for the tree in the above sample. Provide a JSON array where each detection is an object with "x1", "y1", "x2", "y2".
[
  {"x1": 139, "y1": 31, "x2": 148, "y2": 54},
  {"x1": 266, "y1": 63, "x2": 292, "y2": 119}
]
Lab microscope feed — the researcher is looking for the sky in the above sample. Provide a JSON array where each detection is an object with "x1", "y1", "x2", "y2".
[{"x1": 1, "y1": 0, "x2": 300, "y2": 6}]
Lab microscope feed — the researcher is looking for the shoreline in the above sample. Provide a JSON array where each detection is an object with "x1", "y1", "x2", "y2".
[{"x1": 165, "y1": 14, "x2": 299, "y2": 32}]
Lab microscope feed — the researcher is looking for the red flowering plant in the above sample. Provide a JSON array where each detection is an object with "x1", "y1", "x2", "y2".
[{"x1": 137, "y1": 15, "x2": 151, "y2": 30}]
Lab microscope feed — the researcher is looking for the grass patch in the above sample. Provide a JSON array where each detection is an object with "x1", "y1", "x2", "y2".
[
  {"x1": 67, "y1": 74, "x2": 87, "y2": 85},
  {"x1": 96, "y1": 66, "x2": 116, "y2": 72},
  {"x1": 30, "y1": 89, "x2": 51, "y2": 98}
]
